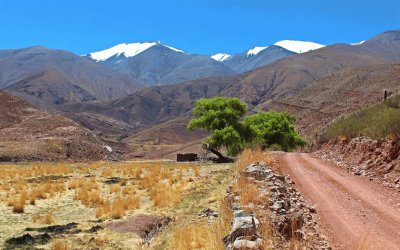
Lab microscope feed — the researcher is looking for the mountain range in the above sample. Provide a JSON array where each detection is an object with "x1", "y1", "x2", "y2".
[
  {"x1": 0, "y1": 46, "x2": 143, "y2": 106},
  {"x1": 85, "y1": 40, "x2": 327, "y2": 86},
  {"x1": 60, "y1": 31, "x2": 400, "y2": 141},
  {"x1": 1, "y1": 30, "x2": 400, "y2": 159}
]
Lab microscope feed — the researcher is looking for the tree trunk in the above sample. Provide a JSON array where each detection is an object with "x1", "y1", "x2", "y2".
[{"x1": 208, "y1": 147, "x2": 226, "y2": 160}]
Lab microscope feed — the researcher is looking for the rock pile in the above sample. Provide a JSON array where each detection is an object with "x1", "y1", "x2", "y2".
[
  {"x1": 224, "y1": 162, "x2": 331, "y2": 249},
  {"x1": 317, "y1": 137, "x2": 400, "y2": 190}
]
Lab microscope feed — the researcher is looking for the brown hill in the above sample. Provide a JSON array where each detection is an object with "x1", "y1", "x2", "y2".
[
  {"x1": 56, "y1": 75, "x2": 240, "y2": 140},
  {"x1": 57, "y1": 31, "x2": 400, "y2": 144},
  {"x1": 0, "y1": 46, "x2": 144, "y2": 106},
  {"x1": 267, "y1": 63, "x2": 400, "y2": 141},
  {"x1": 0, "y1": 91, "x2": 116, "y2": 161}
]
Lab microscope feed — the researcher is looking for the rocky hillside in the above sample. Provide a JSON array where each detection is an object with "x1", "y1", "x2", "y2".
[
  {"x1": 0, "y1": 91, "x2": 115, "y2": 161},
  {"x1": 0, "y1": 46, "x2": 143, "y2": 107},
  {"x1": 317, "y1": 137, "x2": 400, "y2": 191},
  {"x1": 268, "y1": 63, "x2": 400, "y2": 140}
]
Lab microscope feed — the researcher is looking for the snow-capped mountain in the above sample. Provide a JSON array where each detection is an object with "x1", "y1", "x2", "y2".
[
  {"x1": 246, "y1": 46, "x2": 269, "y2": 57},
  {"x1": 274, "y1": 40, "x2": 325, "y2": 53},
  {"x1": 87, "y1": 39, "x2": 327, "y2": 86},
  {"x1": 87, "y1": 42, "x2": 234, "y2": 86},
  {"x1": 225, "y1": 46, "x2": 295, "y2": 73},
  {"x1": 209, "y1": 40, "x2": 326, "y2": 72},
  {"x1": 88, "y1": 41, "x2": 186, "y2": 62},
  {"x1": 211, "y1": 53, "x2": 232, "y2": 62}
]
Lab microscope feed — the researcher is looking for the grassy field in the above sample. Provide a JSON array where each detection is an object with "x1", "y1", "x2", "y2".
[
  {"x1": 0, "y1": 160, "x2": 233, "y2": 249},
  {"x1": 322, "y1": 94, "x2": 400, "y2": 141}
]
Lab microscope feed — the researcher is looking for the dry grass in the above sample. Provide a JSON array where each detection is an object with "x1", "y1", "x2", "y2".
[
  {"x1": 236, "y1": 148, "x2": 274, "y2": 172},
  {"x1": 171, "y1": 222, "x2": 212, "y2": 249},
  {"x1": 170, "y1": 199, "x2": 232, "y2": 250},
  {"x1": 109, "y1": 184, "x2": 121, "y2": 194},
  {"x1": 0, "y1": 160, "x2": 232, "y2": 249},
  {"x1": 12, "y1": 197, "x2": 25, "y2": 213},
  {"x1": 33, "y1": 213, "x2": 55, "y2": 224},
  {"x1": 101, "y1": 168, "x2": 113, "y2": 177},
  {"x1": 51, "y1": 240, "x2": 69, "y2": 250},
  {"x1": 150, "y1": 184, "x2": 181, "y2": 207},
  {"x1": 235, "y1": 176, "x2": 262, "y2": 207}
]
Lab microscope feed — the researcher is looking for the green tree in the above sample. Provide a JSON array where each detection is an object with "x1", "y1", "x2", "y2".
[
  {"x1": 243, "y1": 111, "x2": 305, "y2": 151},
  {"x1": 187, "y1": 97, "x2": 253, "y2": 159}
]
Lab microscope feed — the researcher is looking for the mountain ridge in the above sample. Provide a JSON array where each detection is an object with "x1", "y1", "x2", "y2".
[{"x1": 54, "y1": 30, "x2": 400, "y2": 146}]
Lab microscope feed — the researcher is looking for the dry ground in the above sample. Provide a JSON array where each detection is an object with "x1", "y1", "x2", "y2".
[
  {"x1": 278, "y1": 152, "x2": 400, "y2": 249},
  {"x1": 0, "y1": 160, "x2": 233, "y2": 249}
]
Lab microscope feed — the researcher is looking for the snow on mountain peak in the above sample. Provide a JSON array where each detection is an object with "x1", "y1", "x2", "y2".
[
  {"x1": 163, "y1": 44, "x2": 186, "y2": 53},
  {"x1": 247, "y1": 46, "x2": 268, "y2": 57},
  {"x1": 211, "y1": 53, "x2": 232, "y2": 62},
  {"x1": 89, "y1": 41, "x2": 186, "y2": 61},
  {"x1": 351, "y1": 40, "x2": 365, "y2": 46},
  {"x1": 274, "y1": 40, "x2": 324, "y2": 53}
]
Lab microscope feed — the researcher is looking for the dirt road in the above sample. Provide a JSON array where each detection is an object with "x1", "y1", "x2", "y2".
[{"x1": 278, "y1": 153, "x2": 400, "y2": 249}]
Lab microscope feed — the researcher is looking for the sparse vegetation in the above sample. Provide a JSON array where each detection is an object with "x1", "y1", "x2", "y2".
[
  {"x1": 0, "y1": 161, "x2": 231, "y2": 249},
  {"x1": 323, "y1": 94, "x2": 400, "y2": 140}
]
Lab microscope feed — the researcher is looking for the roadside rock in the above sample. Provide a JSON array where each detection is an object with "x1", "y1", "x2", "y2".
[
  {"x1": 317, "y1": 137, "x2": 400, "y2": 190},
  {"x1": 224, "y1": 162, "x2": 331, "y2": 249},
  {"x1": 232, "y1": 237, "x2": 263, "y2": 249}
]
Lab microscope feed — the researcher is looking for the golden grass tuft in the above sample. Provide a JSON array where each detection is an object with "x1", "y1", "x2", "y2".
[
  {"x1": 96, "y1": 201, "x2": 111, "y2": 219},
  {"x1": 12, "y1": 198, "x2": 25, "y2": 213},
  {"x1": 171, "y1": 222, "x2": 212, "y2": 249},
  {"x1": 51, "y1": 240, "x2": 69, "y2": 250},
  {"x1": 122, "y1": 185, "x2": 136, "y2": 195},
  {"x1": 150, "y1": 184, "x2": 181, "y2": 207},
  {"x1": 101, "y1": 168, "x2": 113, "y2": 177},
  {"x1": 33, "y1": 213, "x2": 55, "y2": 224},
  {"x1": 95, "y1": 196, "x2": 140, "y2": 219},
  {"x1": 109, "y1": 184, "x2": 121, "y2": 194},
  {"x1": 238, "y1": 180, "x2": 260, "y2": 207}
]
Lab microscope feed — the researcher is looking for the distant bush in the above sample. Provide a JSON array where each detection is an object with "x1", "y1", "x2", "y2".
[
  {"x1": 243, "y1": 111, "x2": 305, "y2": 152},
  {"x1": 323, "y1": 94, "x2": 400, "y2": 140}
]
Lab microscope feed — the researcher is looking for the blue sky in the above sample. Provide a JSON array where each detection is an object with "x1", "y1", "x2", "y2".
[{"x1": 0, "y1": 0, "x2": 399, "y2": 55}]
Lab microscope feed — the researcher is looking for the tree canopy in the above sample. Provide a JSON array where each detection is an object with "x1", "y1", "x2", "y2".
[
  {"x1": 187, "y1": 97, "x2": 253, "y2": 157},
  {"x1": 243, "y1": 111, "x2": 305, "y2": 151},
  {"x1": 188, "y1": 97, "x2": 305, "y2": 158}
]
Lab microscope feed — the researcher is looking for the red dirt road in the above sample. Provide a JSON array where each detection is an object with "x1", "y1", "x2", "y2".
[{"x1": 278, "y1": 153, "x2": 400, "y2": 250}]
